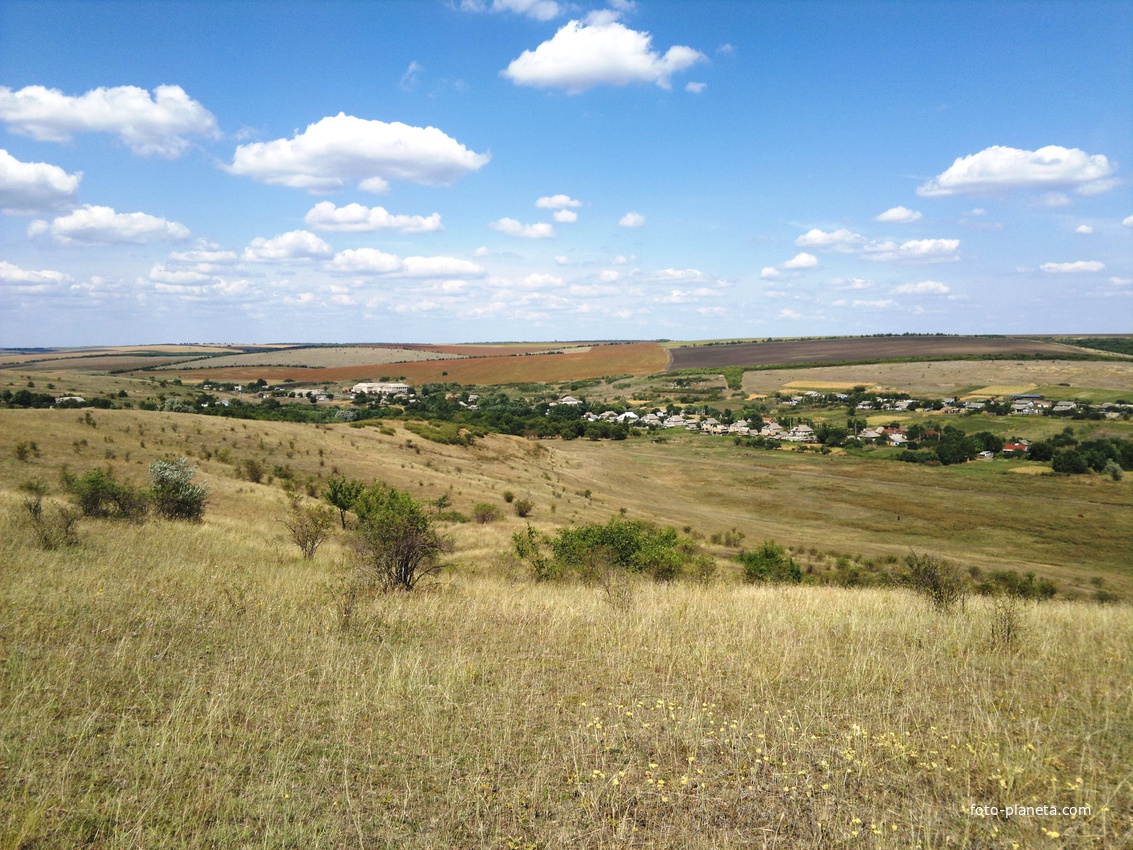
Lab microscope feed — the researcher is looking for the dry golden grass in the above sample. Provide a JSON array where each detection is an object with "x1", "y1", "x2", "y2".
[
  {"x1": 1, "y1": 405, "x2": 1131, "y2": 847},
  {"x1": 1, "y1": 499, "x2": 1130, "y2": 848}
]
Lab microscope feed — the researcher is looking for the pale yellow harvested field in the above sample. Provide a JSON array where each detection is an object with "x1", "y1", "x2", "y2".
[
  {"x1": 157, "y1": 345, "x2": 465, "y2": 370},
  {"x1": 962, "y1": 384, "x2": 1038, "y2": 398},
  {"x1": 782, "y1": 380, "x2": 867, "y2": 390},
  {"x1": 742, "y1": 359, "x2": 1133, "y2": 395}
]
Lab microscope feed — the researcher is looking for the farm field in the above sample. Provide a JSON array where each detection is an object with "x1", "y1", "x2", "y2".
[
  {"x1": 1, "y1": 404, "x2": 1131, "y2": 849},
  {"x1": 741, "y1": 358, "x2": 1133, "y2": 398},
  {"x1": 152, "y1": 342, "x2": 669, "y2": 386},
  {"x1": 0, "y1": 345, "x2": 278, "y2": 373},
  {"x1": 669, "y1": 335, "x2": 1109, "y2": 371},
  {"x1": 157, "y1": 345, "x2": 466, "y2": 371}
]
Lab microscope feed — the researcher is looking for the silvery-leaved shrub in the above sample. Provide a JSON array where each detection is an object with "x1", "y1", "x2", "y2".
[{"x1": 149, "y1": 457, "x2": 208, "y2": 521}]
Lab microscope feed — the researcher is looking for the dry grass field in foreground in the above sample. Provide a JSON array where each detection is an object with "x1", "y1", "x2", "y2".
[
  {"x1": 0, "y1": 514, "x2": 1129, "y2": 849},
  {"x1": 0, "y1": 408, "x2": 1130, "y2": 848}
]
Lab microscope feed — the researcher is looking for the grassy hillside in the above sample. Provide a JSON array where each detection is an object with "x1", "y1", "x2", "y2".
[{"x1": 2, "y1": 405, "x2": 1131, "y2": 847}]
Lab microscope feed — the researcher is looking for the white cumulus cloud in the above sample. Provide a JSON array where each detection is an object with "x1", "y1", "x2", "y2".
[
  {"x1": 460, "y1": 0, "x2": 561, "y2": 20},
  {"x1": 553, "y1": 209, "x2": 577, "y2": 223},
  {"x1": 685, "y1": 82, "x2": 707, "y2": 94},
  {"x1": 148, "y1": 263, "x2": 213, "y2": 284},
  {"x1": 781, "y1": 252, "x2": 819, "y2": 270},
  {"x1": 28, "y1": 204, "x2": 189, "y2": 245},
  {"x1": 167, "y1": 246, "x2": 239, "y2": 272},
  {"x1": 0, "y1": 84, "x2": 218, "y2": 158},
  {"x1": 401, "y1": 256, "x2": 485, "y2": 278},
  {"x1": 304, "y1": 201, "x2": 442, "y2": 233},
  {"x1": 243, "y1": 230, "x2": 332, "y2": 262},
  {"x1": 863, "y1": 238, "x2": 960, "y2": 262},
  {"x1": 1075, "y1": 224, "x2": 1093, "y2": 234},
  {"x1": 917, "y1": 145, "x2": 1116, "y2": 197},
  {"x1": 619, "y1": 211, "x2": 645, "y2": 227},
  {"x1": 1123, "y1": 214, "x2": 1133, "y2": 227},
  {"x1": 491, "y1": 217, "x2": 555, "y2": 238},
  {"x1": 893, "y1": 280, "x2": 950, "y2": 294},
  {"x1": 1040, "y1": 260, "x2": 1105, "y2": 273},
  {"x1": 229, "y1": 113, "x2": 489, "y2": 192},
  {"x1": 760, "y1": 267, "x2": 780, "y2": 280},
  {"x1": 875, "y1": 205, "x2": 922, "y2": 223},
  {"x1": 0, "y1": 260, "x2": 71, "y2": 285},
  {"x1": 329, "y1": 248, "x2": 403, "y2": 274},
  {"x1": 328, "y1": 248, "x2": 484, "y2": 278},
  {"x1": 535, "y1": 194, "x2": 581, "y2": 209},
  {"x1": 0, "y1": 148, "x2": 80, "y2": 213},
  {"x1": 502, "y1": 18, "x2": 704, "y2": 93},
  {"x1": 795, "y1": 228, "x2": 863, "y2": 250}
]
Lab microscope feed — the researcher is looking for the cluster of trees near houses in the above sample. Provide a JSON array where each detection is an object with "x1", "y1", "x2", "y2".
[{"x1": 890, "y1": 426, "x2": 1131, "y2": 475}]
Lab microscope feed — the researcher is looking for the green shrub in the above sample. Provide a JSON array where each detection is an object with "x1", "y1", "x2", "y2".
[
  {"x1": 238, "y1": 457, "x2": 265, "y2": 483},
  {"x1": 900, "y1": 552, "x2": 966, "y2": 611},
  {"x1": 502, "y1": 490, "x2": 516, "y2": 503},
  {"x1": 68, "y1": 468, "x2": 148, "y2": 521},
  {"x1": 149, "y1": 457, "x2": 208, "y2": 521},
  {"x1": 472, "y1": 502, "x2": 502, "y2": 523},
  {"x1": 512, "y1": 524, "x2": 556, "y2": 581},
  {"x1": 974, "y1": 569, "x2": 1057, "y2": 601},
  {"x1": 513, "y1": 498, "x2": 534, "y2": 518},
  {"x1": 550, "y1": 516, "x2": 701, "y2": 582},
  {"x1": 738, "y1": 541, "x2": 802, "y2": 584},
  {"x1": 404, "y1": 420, "x2": 476, "y2": 446},
  {"x1": 434, "y1": 509, "x2": 470, "y2": 524}
]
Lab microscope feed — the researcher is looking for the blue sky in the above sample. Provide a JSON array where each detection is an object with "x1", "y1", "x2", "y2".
[{"x1": 1, "y1": 0, "x2": 1131, "y2": 346}]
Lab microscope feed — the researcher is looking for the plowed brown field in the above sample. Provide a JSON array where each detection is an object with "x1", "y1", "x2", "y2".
[
  {"x1": 154, "y1": 342, "x2": 669, "y2": 385},
  {"x1": 667, "y1": 335, "x2": 1096, "y2": 370}
]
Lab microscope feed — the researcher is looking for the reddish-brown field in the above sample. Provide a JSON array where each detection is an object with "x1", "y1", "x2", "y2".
[
  {"x1": 667, "y1": 335, "x2": 1100, "y2": 370},
  {"x1": 153, "y1": 342, "x2": 670, "y2": 385}
]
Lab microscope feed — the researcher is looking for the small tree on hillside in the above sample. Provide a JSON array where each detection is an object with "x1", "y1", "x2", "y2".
[
  {"x1": 322, "y1": 476, "x2": 365, "y2": 528},
  {"x1": 283, "y1": 496, "x2": 336, "y2": 560},
  {"x1": 353, "y1": 483, "x2": 449, "y2": 591}
]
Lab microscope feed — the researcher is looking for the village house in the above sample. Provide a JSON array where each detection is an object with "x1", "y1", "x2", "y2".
[
  {"x1": 785, "y1": 423, "x2": 816, "y2": 442},
  {"x1": 351, "y1": 381, "x2": 410, "y2": 398}
]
